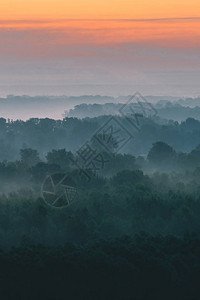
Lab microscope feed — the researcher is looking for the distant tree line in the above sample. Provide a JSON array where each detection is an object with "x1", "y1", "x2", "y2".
[{"x1": 1, "y1": 116, "x2": 200, "y2": 162}]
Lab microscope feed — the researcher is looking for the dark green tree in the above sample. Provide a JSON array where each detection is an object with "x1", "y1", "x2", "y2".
[
  {"x1": 46, "y1": 149, "x2": 73, "y2": 170},
  {"x1": 147, "y1": 141, "x2": 176, "y2": 168},
  {"x1": 20, "y1": 148, "x2": 40, "y2": 167}
]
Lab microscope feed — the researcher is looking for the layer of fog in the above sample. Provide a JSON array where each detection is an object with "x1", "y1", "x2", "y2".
[{"x1": 0, "y1": 94, "x2": 191, "y2": 121}]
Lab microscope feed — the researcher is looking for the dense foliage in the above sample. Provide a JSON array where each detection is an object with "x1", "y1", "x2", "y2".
[
  {"x1": 2, "y1": 115, "x2": 200, "y2": 161},
  {"x1": 1, "y1": 106, "x2": 200, "y2": 299},
  {"x1": 1, "y1": 235, "x2": 200, "y2": 299},
  {"x1": 0, "y1": 167, "x2": 200, "y2": 249}
]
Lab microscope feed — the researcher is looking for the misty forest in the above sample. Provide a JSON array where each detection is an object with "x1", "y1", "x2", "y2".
[{"x1": 1, "y1": 95, "x2": 200, "y2": 299}]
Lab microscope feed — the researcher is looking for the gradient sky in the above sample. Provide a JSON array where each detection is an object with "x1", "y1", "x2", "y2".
[
  {"x1": 1, "y1": 0, "x2": 200, "y2": 19},
  {"x1": 0, "y1": 0, "x2": 200, "y2": 96}
]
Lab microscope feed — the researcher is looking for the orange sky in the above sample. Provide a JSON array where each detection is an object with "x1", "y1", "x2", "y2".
[
  {"x1": 1, "y1": 0, "x2": 200, "y2": 49},
  {"x1": 1, "y1": 18, "x2": 200, "y2": 50},
  {"x1": 1, "y1": 0, "x2": 200, "y2": 20},
  {"x1": 0, "y1": 0, "x2": 199, "y2": 96}
]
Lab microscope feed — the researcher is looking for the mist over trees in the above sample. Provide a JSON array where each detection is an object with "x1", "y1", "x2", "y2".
[
  {"x1": 1, "y1": 114, "x2": 200, "y2": 162},
  {"x1": 1, "y1": 96, "x2": 200, "y2": 299},
  {"x1": 66, "y1": 99, "x2": 200, "y2": 121},
  {"x1": 1, "y1": 94, "x2": 200, "y2": 120}
]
